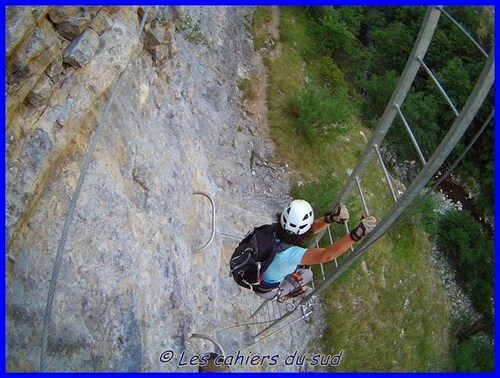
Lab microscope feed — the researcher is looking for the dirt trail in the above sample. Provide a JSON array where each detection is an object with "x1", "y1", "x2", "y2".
[
  {"x1": 244, "y1": 6, "x2": 282, "y2": 140},
  {"x1": 268, "y1": 7, "x2": 283, "y2": 60}
]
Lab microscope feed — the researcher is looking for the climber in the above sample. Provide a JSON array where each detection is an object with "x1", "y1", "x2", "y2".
[{"x1": 254, "y1": 199, "x2": 377, "y2": 301}]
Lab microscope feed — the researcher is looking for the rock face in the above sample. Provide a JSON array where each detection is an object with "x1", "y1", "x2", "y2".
[
  {"x1": 6, "y1": 6, "x2": 319, "y2": 372},
  {"x1": 63, "y1": 28, "x2": 100, "y2": 68}
]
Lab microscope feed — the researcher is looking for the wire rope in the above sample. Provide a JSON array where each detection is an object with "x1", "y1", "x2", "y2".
[{"x1": 39, "y1": 8, "x2": 150, "y2": 371}]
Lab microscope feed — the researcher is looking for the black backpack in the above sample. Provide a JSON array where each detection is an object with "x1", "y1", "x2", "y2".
[{"x1": 230, "y1": 224, "x2": 289, "y2": 291}]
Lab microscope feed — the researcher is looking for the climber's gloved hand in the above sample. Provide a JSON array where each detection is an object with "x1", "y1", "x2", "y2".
[
  {"x1": 350, "y1": 216, "x2": 377, "y2": 241},
  {"x1": 324, "y1": 204, "x2": 349, "y2": 224}
]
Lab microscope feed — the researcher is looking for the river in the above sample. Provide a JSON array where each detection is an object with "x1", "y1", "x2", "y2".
[{"x1": 437, "y1": 173, "x2": 494, "y2": 238}]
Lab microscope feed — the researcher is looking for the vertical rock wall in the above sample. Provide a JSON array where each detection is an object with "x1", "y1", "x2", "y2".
[{"x1": 6, "y1": 6, "x2": 319, "y2": 372}]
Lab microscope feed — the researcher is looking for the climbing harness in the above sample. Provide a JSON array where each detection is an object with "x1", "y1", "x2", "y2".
[
  {"x1": 39, "y1": 8, "x2": 150, "y2": 372},
  {"x1": 276, "y1": 273, "x2": 307, "y2": 303}
]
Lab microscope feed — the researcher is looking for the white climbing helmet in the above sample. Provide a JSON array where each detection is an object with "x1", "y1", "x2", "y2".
[{"x1": 280, "y1": 199, "x2": 314, "y2": 235}]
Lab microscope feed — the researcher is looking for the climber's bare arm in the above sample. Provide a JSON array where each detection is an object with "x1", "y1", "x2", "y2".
[
  {"x1": 309, "y1": 217, "x2": 331, "y2": 235},
  {"x1": 300, "y1": 234, "x2": 354, "y2": 264}
]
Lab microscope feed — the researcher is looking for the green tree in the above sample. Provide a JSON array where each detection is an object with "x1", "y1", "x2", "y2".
[
  {"x1": 435, "y1": 57, "x2": 473, "y2": 111},
  {"x1": 436, "y1": 210, "x2": 493, "y2": 321},
  {"x1": 306, "y1": 6, "x2": 363, "y2": 60},
  {"x1": 361, "y1": 70, "x2": 399, "y2": 128},
  {"x1": 400, "y1": 90, "x2": 440, "y2": 158},
  {"x1": 370, "y1": 22, "x2": 414, "y2": 75},
  {"x1": 453, "y1": 335, "x2": 494, "y2": 372}
]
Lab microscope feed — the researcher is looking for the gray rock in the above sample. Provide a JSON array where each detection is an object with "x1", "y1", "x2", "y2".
[
  {"x1": 31, "y1": 6, "x2": 50, "y2": 20},
  {"x1": 63, "y1": 28, "x2": 100, "y2": 68},
  {"x1": 86, "y1": 6, "x2": 104, "y2": 18},
  {"x1": 138, "y1": 6, "x2": 161, "y2": 23},
  {"x1": 6, "y1": 7, "x2": 49, "y2": 57},
  {"x1": 55, "y1": 10, "x2": 91, "y2": 40},
  {"x1": 48, "y1": 6, "x2": 82, "y2": 24},
  {"x1": 45, "y1": 53, "x2": 64, "y2": 83},
  {"x1": 6, "y1": 7, "x2": 35, "y2": 56},
  {"x1": 7, "y1": 16, "x2": 65, "y2": 103},
  {"x1": 25, "y1": 74, "x2": 54, "y2": 108},
  {"x1": 89, "y1": 9, "x2": 114, "y2": 35},
  {"x1": 158, "y1": 6, "x2": 182, "y2": 22},
  {"x1": 6, "y1": 46, "x2": 57, "y2": 124},
  {"x1": 118, "y1": 310, "x2": 142, "y2": 371},
  {"x1": 104, "y1": 6, "x2": 124, "y2": 14},
  {"x1": 152, "y1": 43, "x2": 173, "y2": 67},
  {"x1": 7, "y1": 27, "x2": 47, "y2": 78},
  {"x1": 6, "y1": 7, "x2": 147, "y2": 238},
  {"x1": 20, "y1": 128, "x2": 53, "y2": 182},
  {"x1": 144, "y1": 21, "x2": 171, "y2": 51}
]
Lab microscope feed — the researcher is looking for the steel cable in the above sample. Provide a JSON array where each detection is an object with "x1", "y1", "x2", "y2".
[{"x1": 39, "y1": 8, "x2": 150, "y2": 371}]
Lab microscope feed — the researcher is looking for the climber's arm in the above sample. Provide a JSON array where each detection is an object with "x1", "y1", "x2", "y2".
[
  {"x1": 309, "y1": 217, "x2": 331, "y2": 235},
  {"x1": 301, "y1": 216, "x2": 378, "y2": 264},
  {"x1": 300, "y1": 234, "x2": 354, "y2": 264}
]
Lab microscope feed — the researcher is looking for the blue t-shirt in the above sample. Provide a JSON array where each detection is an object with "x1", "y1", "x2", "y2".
[{"x1": 262, "y1": 245, "x2": 307, "y2": 284}]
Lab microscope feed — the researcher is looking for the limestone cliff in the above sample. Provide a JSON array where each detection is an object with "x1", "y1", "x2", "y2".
[{"x1": 6, "y1": 6, "x2": 319, "y2": 372}]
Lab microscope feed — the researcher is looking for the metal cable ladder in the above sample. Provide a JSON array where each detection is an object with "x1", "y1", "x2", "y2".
[{"x1": 249, "y1": 6, "x2": 494, "y2": 342}]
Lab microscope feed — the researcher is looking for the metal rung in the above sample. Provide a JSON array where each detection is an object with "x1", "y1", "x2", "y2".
[
  {"x1": 326, "y1": 226, "x2": 338, "y2": 268},
  {"x1": 253, "y1": 307, "x2": 312, "y2": 341},
  {"x1": 266, "y1": 302, "x2": 272, "y2": 322},
  {"x1": 355, "y1": 177, "x2": 370, "y2": 216},
  {"x1": 250, "y1": 299, "x2": 269, "y2": 319},
  {"x1": 319, "y1": 264, "x2": 326, "y2": 280},
  {"x1": 437, "y1": 6, "x2": 489, "y2": 58},
  {"x1": 326, "y1": 225, "x2": 333, "y2": 244},
  {"x1": 394, "y1": 105, "x2": 427, "y2": 165},
  {"x1": 316, "y1": 240, "x2": 326, "y2": 280},
  {"x1": 344, "y1": 222, "x2": 354, "y2": 253},
  {"x1": 373, "y1": 144, "x2": 398, "y2": 203},
  {"x1": 417, "y1": 56, "x2": 460, "y2": 116}
]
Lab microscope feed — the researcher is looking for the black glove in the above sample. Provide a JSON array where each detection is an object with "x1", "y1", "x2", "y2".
[
  {"x1": 350, "y1": 216, "x2": 377, "y2": 241},
  {"x1": 324, "y1": 204, "x2": 349, "y2": 224}
]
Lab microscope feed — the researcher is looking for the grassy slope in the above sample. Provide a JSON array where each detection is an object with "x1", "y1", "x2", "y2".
[{"x1": 255, "y1": 6, "x2": 453, "y2": 371}]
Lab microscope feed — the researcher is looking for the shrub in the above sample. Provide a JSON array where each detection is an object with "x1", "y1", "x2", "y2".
[
  {"x1": 309, "y1": 56, "x2": 347, "y2": 92},
  {"x1": 436, "y1": 210, "x2": 493, "y2": 320},
  {"x1": 361, "y1": 70, "x2": 399, "y2": 128},
  {"x1": 285, "y1": 84, "x2": 350, "y2": 140},
  {"x1": 453, "y1": 336, "x2": 494, "y2": 372},
  {"x1": 411, "y1": 193, "x2": 440, "y2": 240}
]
